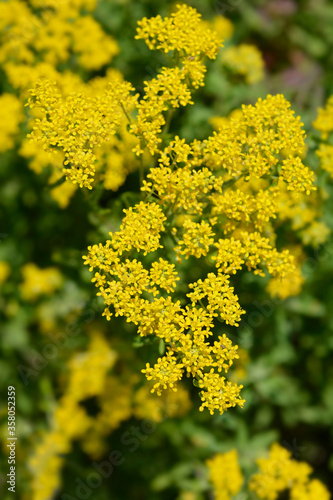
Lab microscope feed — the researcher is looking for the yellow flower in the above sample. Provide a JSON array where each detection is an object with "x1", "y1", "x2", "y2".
[
  {"x1": 130, "y1": 68, "x2": 193, "y2": 156},
  {"x1": 313, "y1": 95, "x2": 333, "y2": 139},
  {"x1": 205, "y1": 94, "x2": 306, "y2": 180},
  {"x1": 19, "y1": 263, "x2": 63, "y2": 301},
  {"x1": 142, "y1": 351, "x2": 184, "y2": 395},
  {"x1": 66, "y1": 333, "x2": 117, "y2": 401},
  {"x1": 316, "y1": 143, "x2": 333, "y2": 177},
  {"x1": 198, "y1": 370, "x2": 245, "y2": 415},
  {"x1": 71, "y1": 16, "x2": 119, "y2": 70},
  {"x1": 187, "y1": 272, "x2": 245, "y2": 326},
  {"x1": 113, "y1": 202, "x2": 167, "y2": 255},
  {"x1": 207, "y1": 450, "x2": 243, "y2": 500},
  {"x1": 211, "y1": 15, "x2": 234, "y2": 41},
  {"x1": 249, "y1": 443, "x2": 313, "y2": 500},
  {"x1": 136, "y1": 4, "x2": 222, "y2": 60},
  {"x1": 0, "y1": 94, "x2": 24, "y2": 152},
  {"x1": 221, "y1": 43, "x2": 265, "y2": 84},
  {"x1": 279, "y1": 156, "x2": 316, "y2": 195},
  {"x1": 176, "y1": 219, "x2": 216, "y2": 259},
  {"x1": 28, "y1": 78, "x2": 137, "y2": 189}
]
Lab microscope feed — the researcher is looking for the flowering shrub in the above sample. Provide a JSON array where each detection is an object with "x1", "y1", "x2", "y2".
[{"x1": 26, "y1": 5, "x2": 321, "y2": 421}]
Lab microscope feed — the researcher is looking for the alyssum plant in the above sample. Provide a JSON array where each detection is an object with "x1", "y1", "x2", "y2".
[{"x1": 27, "y1": 4, "x2": 318, "y2": 417}]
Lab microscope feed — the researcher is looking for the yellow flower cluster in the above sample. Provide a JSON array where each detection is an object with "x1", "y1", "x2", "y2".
[
  {"x1": 136, "y1": 4, "x2": 222, "y2": 59},
  {"x1": 316, "y1": 144, "x2": 333, "y2": 177},
  {"x1": 176, "y1": 219, "x2": 216, "y2": 259},
  {"x1": 206, "y1": 443, "x2": 330, "y2": 500},
  {"x1": 249, "y1": 443, "x2": 331, "y2": 500},
  {"x1": 204, "y1": 94, "x2": 308, "y2": 181},
  {"x1": 19, "y1": 69, "x2": 140, "y2": 201},
  {"x1": 0, "y1": 93, "x2": 24, "y2": 152},
  {"x1": 0, "y1": 0, "x2": 133, "y2": 204},
  {"x1": 0, "y1": 0, "x2": 118, "y2": 70},
  {"x1": 313, "y1": 95, "x2": 333, "y2": 139},
  {"x1": 276, "y1": 183, "x2": 330, "y2": 248},
  {"x1": 212, "y1": 231, "x2": 295, "y2": 278},
  {"x1": 25, "y1": 4, "x2": 224, "y2": 183},
  {"x1": 211, "y1": 187, "x2": 278, "y2": 232},
  {"x1": 19, "y1": 263, "x2": 63, "y2": 301},
  {"x1": 206, "y1": 450, "x2": 243, "y2": 500},
  {"x1": 29, "y1": 333, "x2": 117, "y2": 500},
  {"x1": 27, "y1": 78, "x2": 137, "y2": 188},
  {"x1": 221, "y1": 43, "x2": 265, "y2": 84},
  {"x1": 279, "y1": 156, "x2": 315, "y2": 195},
  {"x1": 84, "y1": 200, "x2": 245, "y2": 415},
  {"x1": 83, "y1": 66, "x2": 319, "y2": 413},
  {"x1": 29, "y1": 329, "x2": 192, "y2": 499},
  {"x1": 143, "y1": 162, "x2": 224, "y2": 216},
  {"x1": 211, "y1": 15, "x2": 235, "y2": 42},
  {"x1": 313, "y1": 95, "x2": 333, "y2": 181},
  {"x1": 131, "y1": 6, "x2": 224, "y2": 156},
  {"x1": 130, "y1": 67, "x2": 193, "y2": 155}
]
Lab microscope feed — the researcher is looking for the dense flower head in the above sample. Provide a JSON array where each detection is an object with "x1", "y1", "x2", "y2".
[
  {"x1": 142, "y1": 164, "x2": 223, "y2": 215},
  {"x1": 211, "y1": 187, "x2": 278, "y2": 232},
  {"x1": 27, "y1": 77, "x2": 138, "y2": 188},
  {"x1": 21, "y1": 68, "x2": 141, "y2": 198},
  {"x1": 187, "y1": 273, "x2": 245, "y2": 326},
  {"x1": 142, "y1": 351, "x2": 184, "y2": 395},
  {"x1": 136, "y1": 4, "x2": 223, "y2": 59},
  {"x1": 113, "y1": 202, "x2": 167, "y2": 255},
  {"x1": 176, "y1": 219, "x2": 216, "y2": 259},
  {"x1": 213, "y1": 231, "x2": 296, "y2": 279},
  {"x1": 204, "y1": 94, "x2": 307, "y2": 181},
  {"x1": 197, "y1": 370, "x2": 244, "y2": 415},
  {"x1": 279, "y1": 156, "x2": 316, "y2": 195}
]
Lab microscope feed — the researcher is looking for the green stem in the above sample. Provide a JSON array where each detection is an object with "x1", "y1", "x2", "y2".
[
  {"x1": 47, "y1": 175, "x2": 66, "y2": 189},
  {"x1": 120, "y1": 103, "x2": 132, "y2": 124},
  {"x1": 139, "y1": 154, "x2": 144, "y2": 188},
  {"x1": 162, "y1": 109, "x2": 174, "y2": 136}
]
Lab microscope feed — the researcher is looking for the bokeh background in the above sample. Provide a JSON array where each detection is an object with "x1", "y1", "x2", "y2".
[{"x1": 1, "y1": 0, "x2": 333, "y2": 499}]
